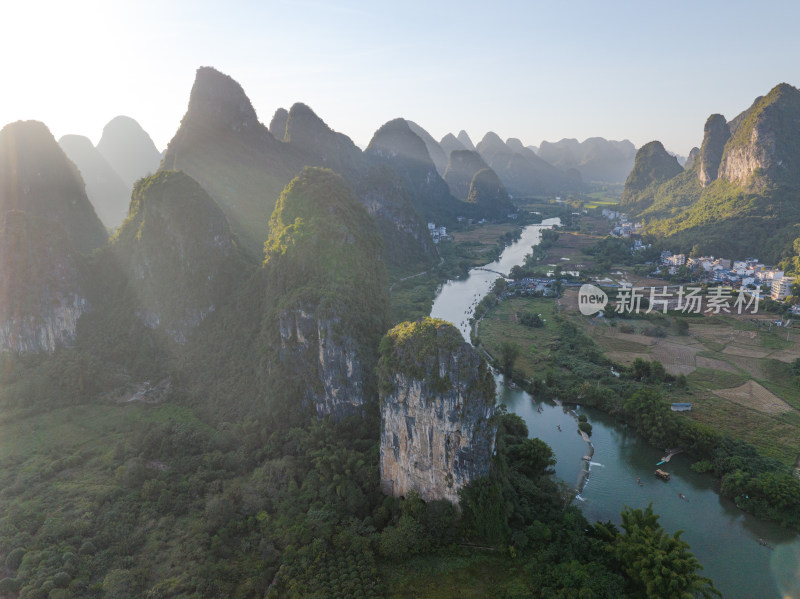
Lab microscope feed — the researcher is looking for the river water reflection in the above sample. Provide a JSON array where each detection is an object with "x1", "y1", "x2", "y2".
[{"x1": 430, "y1": 220, "x2": 800, "y2": 599}]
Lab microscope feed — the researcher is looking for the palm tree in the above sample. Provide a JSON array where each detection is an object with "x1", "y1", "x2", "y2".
[{"x1": 615, "y1": 504, "x2": 720, "y2": 598}]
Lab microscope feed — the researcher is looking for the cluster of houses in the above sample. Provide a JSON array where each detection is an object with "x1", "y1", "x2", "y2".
[
  {"x1": 427, "y1": 222, "x2": 449, "y2": 243},
  {"x1": 659, "y1": 252, "x2": 795, "y2": 301},
  {"x1": 504, "y1": 277, "x2": 555, "y2": 297},
  {"x1": 603, "y1": 209, "x2": 644, "y2": 239},
  {"x1": 602, "y1": 209, "x2": 649, "y2": 251}
]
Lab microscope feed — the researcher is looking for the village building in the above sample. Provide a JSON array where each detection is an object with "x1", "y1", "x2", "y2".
[{"x1": 771, "y1": 276, "x2": 795, "y2": 301}]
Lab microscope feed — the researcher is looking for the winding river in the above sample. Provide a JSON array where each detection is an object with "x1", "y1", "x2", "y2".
[{"x1": 430, "y1": 219, "x2": 800, "y2": 599}]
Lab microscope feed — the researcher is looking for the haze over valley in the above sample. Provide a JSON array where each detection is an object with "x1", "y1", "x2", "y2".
[{"x1": 2, "y1": 2, "x2": 800, "y2": 598}]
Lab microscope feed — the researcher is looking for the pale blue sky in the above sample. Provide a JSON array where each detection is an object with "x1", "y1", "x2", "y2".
[{"x1": 2, "y1": 0, "x2": 798, "y2": 156}]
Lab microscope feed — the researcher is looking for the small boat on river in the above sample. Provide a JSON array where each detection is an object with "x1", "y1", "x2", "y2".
[
  {"x1": 655, "y1": 469, "x2": 671, "y2": 481},
  {"x1": 757, "y1": 538, "x2": 774, "y2": 550}
]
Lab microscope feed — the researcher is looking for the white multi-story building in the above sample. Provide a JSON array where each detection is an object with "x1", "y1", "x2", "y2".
[
  {"x1": 666, "y1": 254, "x2": 686, "y2": 266},
  {"x1": 756, "y1": 270, "x2": 784, "y2": 283},
  {"x1": 427, "y1": 223, "x2": 448, "y2": 244},
  {"x1": 771, "y1": 276, "x2": 795, "y2": 301}
]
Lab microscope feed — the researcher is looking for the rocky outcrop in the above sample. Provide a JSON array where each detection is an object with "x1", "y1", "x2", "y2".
[
  {"x1": 0, "y1": 301, "x2": 86, "y2": 354},
  {"x1": 59, "y1": 134, "x2": 131, "y2": 228},
  {"x1": 366, "y1": 119, "x2": 463, "y2": 221},
  {"x1": 112, "y1": 171, "x2": 241, "y2": 344},
  {"x1": 378, "y1": 318, "x2": 496, "y2": 505},
  {"x1": 439, "y1": 133, "x2": 466, "y2": 159},
  {"x1": 268, "y1": 107, "x2": 289, "y2": 140},
  {"x1": 0, "y1": 120, "x2": 107, "y2": 253},
  {"x1": 278, "y1": 309, "x2": 365, "y2": 420},
  {"x1": 0, "y1": 211, "x2": 88, "y2": 353},
  {"x1": 456, "y1": 130, "x2": 476, "y2": 151},
  {"x1": 467, "y1": 168, "x2": 513, "y2": 212},
  {"x1": 697, "y1": 114, "x2": 730, "y2": 187},
  {"x1": 622, "y1": 140, "x2": 683, "y2": 204},
  {"x1": 406, "y1": 121, "x2": 448, "y2": 176},
  {"x1": 443, "y1": 150, "x2": 490, "y2": 200},
  {"x1": 96, "y1": 116, "x2": 161, "y2": 190},
  {"x1": 718, "y1": 83, "x2": 800, "y2": 189},
  {"x1": 263, "y1": 168, "x2": 389, "y2": 420},
  {"x1": 161, "y1": 67, "x2": 298, "y2": 253}
]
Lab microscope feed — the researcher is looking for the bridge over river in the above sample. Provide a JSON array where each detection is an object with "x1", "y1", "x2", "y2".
[{"x1": 473, "y1": 267, "x2": 507, "y2": 278}]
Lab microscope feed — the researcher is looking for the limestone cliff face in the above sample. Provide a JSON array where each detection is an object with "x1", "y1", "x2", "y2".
[
  {"x1": 263, "y1": 168, "x2": 389, "y2": 420},
  {"x1": 719, "y1": 125, "x2": 775, "y2": 187},
  {"x1": 366, "y1": 118, "x2": 462, "y2": 221},
  {"x1": 112, "y1": 171, "x2": 242, "y2": 344},
  {"x1": 378, "y1": 318, "x2": 496, "y2": 505},
  {"x1": 684, "y1": 147, "x2": 700, "y2": 171},
  {"x1": 356, "y1": 164, "x2": 438, "y2": 270},
  {"x1": 284, "y1": 102, "x2": 364, "y2": 181},
  {"x1": 443, "y1": 150, "x2": 490, "y2": 201},
  {"x1": 697, "y1": 114, "x2": 730, "y2": 187},
  {"x1": 466, "y1": 168, "x2": 513, "y2": 212},
  {"x1": 718, "y1": 83, "x2": 800, "y2": 189},
  {"x1": 622, "y1": 140, "x2": 683, "y2": 205},
  {"x1": 439, "y1": 133, "x2": 466, "y2": 159},
  {"x1": 0, "y1": 120, "x2": 107, "y2": 254},
  {"x1": 161, "y1": 67, "x2": 297, "y2": 253},
  {"x1": 278, "y1": 309, "x2": 365, "y2": 420},
  {"x1": 0, "y1": 211, "x2": 88, "y2": 353},
  {"x1": 0, "y1": 300, "x2": 87, "y2": 354},
  {"x1": 268, "y1": 107, "x2": 289, "y2": 140},
  {"x1": 96, "y1": 116, "x2": 161, "y2": 191}
]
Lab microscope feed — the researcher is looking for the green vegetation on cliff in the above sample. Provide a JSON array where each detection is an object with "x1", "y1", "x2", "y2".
[
  {"x1": 377, "y1": 317, "x2": 493, "y2": 399},
  {"x1": 0, "y1": 120, "x2": 107, "y2": 253},
  {"x1": 0, "y1": 210, "x2": 85, "y2": 324},
  {"x1": 0, "y1": 193, "x2": 723, "y2": 598},
  {"x1": 111, "y1": 170, "x2": 247, "y2": 343},
  {"x1": 623, "y1": 84, "x2": 800, "y2": 261},
  {"x1": 262, "y1": 167, "x2": 389, "y2": 419},
  {"x1": 264, "y1": 167, "x2": 388, "y2": 326},
  {"x1": 621, "y1": 140, "x2": 683, "y2": 208},
  {"x1": 724, "y1": 83, "x2": 800, "y2": 189}
]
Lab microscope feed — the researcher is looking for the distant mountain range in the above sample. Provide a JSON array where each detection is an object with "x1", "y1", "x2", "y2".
[
  {"x1": 58, "y1": 134, "x2": 130, "y2": 229},
  {"x1": 537, "y1": 137, "x2": 637, "y2": 183},
  {"x1": 622, "y1": 82, "x2": 800, "y2": 261},
  {"x1": 0, "y1": 121, "x2": 107, "y2": 253},
  {"x1": 58, "y1": 116, "x2": 163, "y2": 229},
  {"x1": 51, "y1": 69, "x2": 646, "y2": 252},
  {"x1": 6, "y1": 64, "x2": 630, "y2": 360},
  {"x1": 1, "y1": 67, "x2": 796, "y2": 597}
]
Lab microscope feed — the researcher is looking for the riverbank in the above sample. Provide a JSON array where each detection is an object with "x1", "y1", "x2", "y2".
[
  {"x1": 389, "y1": 221, "x2": 524, "y2": 323},
  {"x1": 430, "y1": 219, "x2": 800, "y2": 598},
  {"x1": 484, "y1": 218, "x2": 800, "y2": 467}
]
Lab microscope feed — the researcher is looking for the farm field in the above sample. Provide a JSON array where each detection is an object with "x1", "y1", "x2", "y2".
[{"x1": 480, "y1": 287, "x2": 800, "y2": 466}]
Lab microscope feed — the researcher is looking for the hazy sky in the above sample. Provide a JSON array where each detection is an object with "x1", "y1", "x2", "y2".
[{"x1": 3, "y1": 0, "x2": 798, "y2": 156}]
